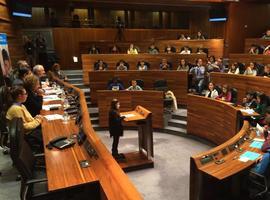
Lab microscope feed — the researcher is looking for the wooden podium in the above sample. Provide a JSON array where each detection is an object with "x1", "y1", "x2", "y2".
[{"x1": 119, "y1": 105, "x2": 154, "y2": 172}]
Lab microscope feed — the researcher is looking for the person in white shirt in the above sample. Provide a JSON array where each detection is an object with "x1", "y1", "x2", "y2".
[
  {"x1": 243, "y1": 62, "x2": 257, "y2": 76},
  {"x1": 126, "y1": 80, "x2": 142, "y2": 91},
  {"x1": 228, "y1": 63, "x2": 240, "y2": 74},
  {"x1": 205, "y1": 82, "x2": 219, "y2": 99},
  {"x1": 180, "y1": 46, "x2": 191, "y2": 54},
  {"x1": 127, "y1": 43, "x2": 138, "y2": 54}
]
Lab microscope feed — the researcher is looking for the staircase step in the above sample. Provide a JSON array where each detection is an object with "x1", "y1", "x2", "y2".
[
  {"x1": 90, "y1": 112, "x2": 99, "y2": 118},
  {"x1": 168, "y1": 119, "x2": 187, "y2": 128},
  {"x1": 68, "y1": 78, "x2": 83, "y2": 84},
  {"x1": 163, "y1": 126, "x2": 187, "y2": 136},
  {"x1": 64, "y1": 70, "x2": 83, "y2": 74},
  {"x1": 90, "y1": 117, "x2": 99, "y2": 124},
  {"x1": 67, "y1": 74, "x2": 83, "y2": 79}
]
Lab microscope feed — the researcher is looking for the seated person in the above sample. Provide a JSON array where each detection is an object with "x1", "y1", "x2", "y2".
[
  {"x1": 243, "y1": 62, "x2": 257, "y2": 76},
  {"x1": 127, "y1": 43, "x2": 138, "y2": 54},
  {"x1": 254, "y1": 92, "x2": 268, "y2": 120},
  {"x1": 205, "y1": 82, "x2": 219, "y2": 99},
  {"x1": 23, "y1": 75, "x2": 43, "y2": 117},
  {"x1": 6, "y1": 86, "x2": 43, "y2": 146},
  {"x1": 180, "y1": 46, "x2": 191, "y2": 54},
  {"x1": 110, "y1": 45, "x2": 120, "y2": 54},
  {"x1": 177, "y1": 59, "x2": 189, "y2": 71},
  {"x1": 207, "y1": 56, "x2": 220, "y2": 73},
  {"x1": 248, "y1": 44, "x2": 259, "y2": 55},
  {"x1": 89, "y1": 45, "x2": 99, "y2": 54},
  {"x1": 197, "y1": 48, "x2": 206, "y2": 55},
  {"x1": 242, "y1": 91, "x2": 257, "y2": 109},
  {"x1": 164, "y1": 45, "x2": 176, "y2": 54},
  {"x1": 126, "y1": 80, "x2": 142, "y2": 91},
  {"x1": 160, "y1": 58, "x2": 172, "y2": 70},
  {"x1": 260, "y1": 64, "x2": 270, "y2": 78},
  {"x1": 51, "y1": 63, "x2": 67, "y2": 81},
  {"x1": 178, "y1": 34, "x2": 187, "y2": 40},
  {"x1": 116, "y1": 60, "x2": 128, "y2": 71},
  {"x1": 33, "y1": 64, "x2": 47, "y2": 83},
  {"x1": 194, "y1": 31, "x2": 205, "y2": 40},
  {"x1": 137, "y1": 61, "x2": 148, "y2": 71},
  {"x1": 94, "y1": 60, "x2": 108, "y2": 71},
  {"x1": 148, "y1": 44, "x2": 159, "y2": 54},
  {"x1": 251, "y1": 116, "x2": 270, "y2": 175},
  {"x1": 262, "y1": 29, "x2": 270, "y2": 40},
  {"x1": 216, "y1": 84, "x2": 232, "y2": 102},
  {"x1": 228, "y1": 62, "x2": 240, "y2": 74},
  {"x1": 189, "y1": 58, "x2": 206, "y2": 94},
  {"x1": 263, "y1": 45, "x2": 270, "y2": 55},
  {"x1": 107, "y1": 77, "x2": 124, "y2": 91},
  {"x1": 12, "y1": 67, "x2": 32, "y2": 86}
]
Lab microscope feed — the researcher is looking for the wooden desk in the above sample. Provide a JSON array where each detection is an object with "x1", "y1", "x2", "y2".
[
  {"x1": 79, "y1": 39, "x2": 224, "y2": 58},
  {"x1": 97, "y1": 90, "x2": 164, "y2": 128},
  {"x1": 210, "y1": 72, "x2": 270, "y2": 104},
  {"x1": 229, "y1": 53, "x2": 270, "y2": 65},
  {"x1": 89, "y1": 70, "x2": 188, "y2": 105},
  {"x1": 187, "y1": 94, "x2": 242, "y2": 145},
  {"x1": 41, "y1": 78, "x2": 142, "y2": 199},
  {"x1": 190, "y1": 121, "x2": 263, "y2": 200},
  {"x1": 244, "y1": 38, "x2": 270, "y2": 53},
  {"x1": 82, "y1": 53, "x2": 206, "y2": 73}
]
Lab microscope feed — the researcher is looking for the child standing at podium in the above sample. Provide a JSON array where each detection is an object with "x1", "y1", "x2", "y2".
[{"x1": 109, "y1": 99, "x2": 125, "y2": 159}]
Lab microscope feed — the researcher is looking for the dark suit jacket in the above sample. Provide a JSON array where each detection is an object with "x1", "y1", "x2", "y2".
[
  {"x1": 109, "y1": 109, "x2": 123, "y2": 137},
  {"x1": 24, "y1": 90, "x2": 43, "y2": 117}
]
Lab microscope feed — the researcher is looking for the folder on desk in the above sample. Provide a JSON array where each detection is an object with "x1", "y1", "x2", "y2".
[
  {"x1": 239, "y1": 151, "x2": 261, "y2": 161},
  {"x1": 249, "y1": 141, "x2": 264, "y2": 149}
]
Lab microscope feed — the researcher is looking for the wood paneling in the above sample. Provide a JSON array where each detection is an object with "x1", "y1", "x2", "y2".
[
  {"x1": 88, "y1": 71, "x2": 188, "y2": 105},
  {"x1": 228, "y1": 54, "x2": 270, "y2": 65},
  {"x1": 82, "y1": 53, "x2": 205, "y2": 83},
  {"x1": 244, "y1": 38, "x2": 270, "y2": 53},
  {"x1": 0, "y1": 4, "x2": 11, "y2": 22},
  {"x1": 97, "y1": 90, "x2": 164, "y2": 128},
  {"x1": 187, "y1": 94, "x2": 241, "y2": 145},
  {"x1": 210, "y1": 72, "x2": 270, "y2": 103},
  {"x1": 52, "y1": 78, "x2": 143, "y2": 200},
  {"x1": 80, "y1": 39, "x2": 224, "y2": 58}
]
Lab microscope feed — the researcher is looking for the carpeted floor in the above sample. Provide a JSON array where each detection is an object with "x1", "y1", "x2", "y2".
[{"x1": 0, "y1": 131, "x2": 211, "y2": 200}]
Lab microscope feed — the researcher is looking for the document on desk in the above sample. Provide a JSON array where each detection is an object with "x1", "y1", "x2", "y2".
[
  {"x1": 43, "y1": 95, "x2": 62, "y2": 102},
  {"x1": 121, "y1": 113, "x2": 136, "y2": 118},
  {"x1": 44, "y1": 114, "x2": 64, "y2": 121},
  {"x1": 239, "y1": 151, "x2": 261, "y2": 162},
  {"x1": 240, "y1": 109, "x2": 255, "y2": 115},
  {"x1": 249, "y1": 141, "x2": 264, "y2": 149},
  {"x1": 42, "y1": 104, "x2": 62, "y2": 111},
  {"x1": 44, "y1": 89, "x2": 62, "y2": 95}
]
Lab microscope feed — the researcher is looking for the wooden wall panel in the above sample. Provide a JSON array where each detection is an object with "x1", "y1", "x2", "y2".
[
  {"x1": 97, "y1": 90, "x2": 164, "y2": 128},
  {"x1": 210, "y1": 72, "x2": 270, "y2": 104},
  {"x1": 0, "y1": 4, "x2": 11, "y2": 21},
  {"x1": 228, "y1": 54, "x2": 270, "y2": 65},
  {"x1": 187, "y1": 94, "x2": 241, "y2": 145},
  {"x1": 88, "y1": 71, "x2": 188, "y2": 105}
]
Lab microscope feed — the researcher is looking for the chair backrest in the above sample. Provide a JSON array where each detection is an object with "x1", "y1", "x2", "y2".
[
  {"x1": 231, "y1": 88, "x2": 238, "y2": 104},
  {"x1": 9, "y1": 118, "x2": 24, "y2": 164},
  {"x1": 154, "y1": 80, "x2": 168, "y2": 91}
]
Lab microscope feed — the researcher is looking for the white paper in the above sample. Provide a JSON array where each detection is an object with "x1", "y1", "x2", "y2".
[
  {"x1": 44, "y1": 89, "x2": 62, "y2": 95},
  {"x1": 240, "y1": 109, "x2": 255, "y2": 115},
  {"x1": 238, "y1": 157, "x2": 249, "y2": 162},
  {"x1": 121, "y1": 113, "x2": 136, "y2": 118},
  {"x1": 44, "y1": 114, "x2": 64, "y2": 121},
  {"x1": 42, "y1": 104, "x2": 62, "y2": 111},
  {"x1": 253, "y1": 138, "x2": 265, "y2": 142},
  {"x1": 43, "y1": 95, "x2": 62, "y2": 102}
]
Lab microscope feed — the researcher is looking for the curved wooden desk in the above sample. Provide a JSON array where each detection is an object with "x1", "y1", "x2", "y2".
[
  {"x1": 88, "y1": 70, "x2": 188, "y2": 105},
  {"x1": 210, "y1": 72, "x2": 270, "y2": 103},
  {"x1": 244, "y1": 38, "x2": 270, "y2": 53},
  {"x1": 188, "y1": 95, "x2": 263, "y2": 200},
  {"x1": 42, "y1": 78, "x2": 142, "y2": 200},
  {"x1": 229, "y1": 53, "x2": 270, "y2": 65},
  {"x1": 187, "y1": 94, "x2": 242, "y2": 145},
  {"x1": 97, "y1": 90, "x2": 164, "y2": 128}
]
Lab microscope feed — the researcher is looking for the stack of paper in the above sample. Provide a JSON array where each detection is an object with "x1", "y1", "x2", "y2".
[
  {"x1": 240, "y1": 109, "x2": 255, "y2": 115},
  {"x1": 121, "y1": 113, "x2": 136, "y2": 118},
  {"x1": 42, "y1": 104, "x2": 62, "y2": 111},
  {"x1": 44, "y1": 114, "x2": 64, "y2": 121},
  {"x1": 43, "y1": 95, "x2": 61, "y2": 102}
]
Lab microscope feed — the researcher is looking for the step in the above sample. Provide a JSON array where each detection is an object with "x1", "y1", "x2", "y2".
[
  {"x1": 67, "y1": 74, "x2": 83, "y2": 79},
  {"x1": 72, "y1": 83, "x2": 88, "y2": 89},
  {"x1": 90, "y1": 112, "x2": 99, "y2": 118},
  {"x1": 168, "y1": 119, "x2": 187, "y2": 129},
  {"x1": 81, "y1": 88, "x2": 90, "y2": 93},
  {"x1": 162, "y1": 126, "x2": 187, "y2": 136},
  {"x1": 172, "y1": 114, "x2": 187, "y2": 121},
  {"x1": 90, "y1": 117, "x2": 99, "y2": 124},
  {"x1": 173, "y1": 109, "x2": 187, "y2": 117},
  {"x1": 64, "y1": 70, "x2": 83, "y2": 74},
  {"x1": 68, "y1": 78, "x2": 83, "y2": 84},
  {"x1": 88, "y1": 107, "x2": 99, "y2": 114}
]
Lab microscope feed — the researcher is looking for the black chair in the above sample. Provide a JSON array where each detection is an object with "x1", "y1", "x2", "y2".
[
  {"x1": 153, "y1": 80, "x2": 168, "y2": 91},
  {"x1": 248, "y1": 170, "x2": 270, "y2": 199},
  {"x1": 230, "y1": 88, "x2": 238, "y2": 104}
]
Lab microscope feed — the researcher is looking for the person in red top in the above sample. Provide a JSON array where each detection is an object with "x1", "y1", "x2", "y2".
[{"x1": 216, "y1": 84, "x2": 232, "y2": 102}]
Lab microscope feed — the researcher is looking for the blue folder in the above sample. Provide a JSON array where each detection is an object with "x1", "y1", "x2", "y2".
[{"x1": 240, "y1": 151, "x2": 261, "y2": 161}]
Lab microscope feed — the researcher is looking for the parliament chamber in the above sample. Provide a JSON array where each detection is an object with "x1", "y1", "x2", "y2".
[{"x1": 1, "y1": 0, "x2": 270, "y2": 200}]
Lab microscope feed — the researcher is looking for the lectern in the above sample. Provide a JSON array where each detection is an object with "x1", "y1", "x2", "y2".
[{"x1": 120, "y1": 105, "x2": 154, "y2": 172}]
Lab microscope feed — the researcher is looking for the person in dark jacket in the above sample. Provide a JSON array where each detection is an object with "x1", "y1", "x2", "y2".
[
  {"x1": 109, "y1": 99, "x2": 125, "y2": 159},
  {"x1": 23, "y1": 75, "x2": 43, "y2": 117}
]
